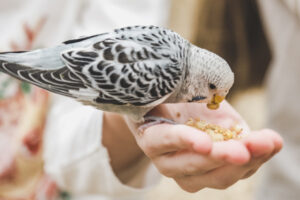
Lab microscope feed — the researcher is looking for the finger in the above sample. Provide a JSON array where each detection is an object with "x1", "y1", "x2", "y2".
[
  {"x1": 140, "y1": 124, "x2": 212, "y2": 157},
  {"x1": 240, "y1": 134, "x2": 281, "y2": 179},
  {"x1": 209, "y1": 140, "x2": 250, "y2": 165},
  {"x1": 153, "y1": 151, "x2": 224, "y2": 178},
  {"x1": 260, "y1": 129, "x2": 283, "y2": 153},
  {"x1": 153, "y1": 140, "x2": 250, "y2": 178},
  {"x1": 175, "y1": 164, "x2": 248, "y2": 190},
  {"x1": 240, "y1": 129, "x2": 283, "y2": 179},
  {"x1": 242, "y1": 130, "x2": 276, "y2": 158},
  {"x1": 258, "y1": 130, "x2": 283, "y2": 163}
]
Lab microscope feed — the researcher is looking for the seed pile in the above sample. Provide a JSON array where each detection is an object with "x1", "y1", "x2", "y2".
[{"x1": 185, "y1": 118, "x2": 243, "y2": 141}]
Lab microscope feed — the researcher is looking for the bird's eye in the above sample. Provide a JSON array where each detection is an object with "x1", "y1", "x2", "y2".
[{"x1": 209, "y1": 83, "x2": 216, "y2": 90}]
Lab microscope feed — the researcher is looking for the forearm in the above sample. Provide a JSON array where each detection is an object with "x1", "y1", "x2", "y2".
[{"x1": 101, "y1": 112, "x2": 145, "y2": 182}]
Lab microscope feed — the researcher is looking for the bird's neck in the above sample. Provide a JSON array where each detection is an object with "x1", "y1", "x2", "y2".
[{"x1": 165, "y1": 46, "x2": 192, "y2": 104}]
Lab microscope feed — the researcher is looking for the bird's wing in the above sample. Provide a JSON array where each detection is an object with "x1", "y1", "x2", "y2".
[
  {"x1": 61, "y1": 35, "x2": 184, "y2": 106},
  {"x1": 0, "y1": 26, "x2": 187, "y2": 106},
  {"x1": 0, "y1": 61, "x2": 87, "y2": 98}
]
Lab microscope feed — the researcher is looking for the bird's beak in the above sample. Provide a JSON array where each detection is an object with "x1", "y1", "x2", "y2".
[{"x1": 207, "y1": 94, "x2": 225, "y2": 110}]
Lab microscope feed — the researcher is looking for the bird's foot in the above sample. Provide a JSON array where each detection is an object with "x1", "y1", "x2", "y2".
[{"x1": 138, "y1": 116, "x2": 177, "y2": 135}]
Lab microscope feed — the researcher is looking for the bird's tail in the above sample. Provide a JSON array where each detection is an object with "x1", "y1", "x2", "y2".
[{"x1": 0, "y1": 51, "x2": 83, "y2": 98}]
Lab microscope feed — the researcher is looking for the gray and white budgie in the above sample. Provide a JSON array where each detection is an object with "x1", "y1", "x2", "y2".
[{"x1": 0, "y1": 25, "x2": 234, "y2": 123}]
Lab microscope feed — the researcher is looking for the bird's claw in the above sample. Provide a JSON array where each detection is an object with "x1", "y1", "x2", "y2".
[{"x1": 138, "y1": 116, "x2": 177, "y2": 135}]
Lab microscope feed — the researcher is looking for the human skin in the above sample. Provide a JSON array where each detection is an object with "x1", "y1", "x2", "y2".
[{"x1": 102, "y1": 101, "x2": 283, "y2": 192}]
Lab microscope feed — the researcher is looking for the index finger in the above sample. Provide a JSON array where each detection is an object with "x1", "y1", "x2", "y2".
[{"x1": 139, "y1": 124, "x2": 213, "y2": 158}]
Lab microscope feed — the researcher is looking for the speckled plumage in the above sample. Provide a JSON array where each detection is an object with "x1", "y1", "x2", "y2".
[{"x1": 0, "y1": 25, "x2": 234, "y2": 122}]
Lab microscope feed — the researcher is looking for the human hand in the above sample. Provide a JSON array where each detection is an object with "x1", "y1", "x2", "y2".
[{"x1": 125, "y1": 101, "x2": 283, "y2": 192}]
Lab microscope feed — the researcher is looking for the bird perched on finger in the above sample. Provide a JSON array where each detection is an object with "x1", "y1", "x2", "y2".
[{"x1": 0, "y1": 25, "x2": 234, "y2": 123}]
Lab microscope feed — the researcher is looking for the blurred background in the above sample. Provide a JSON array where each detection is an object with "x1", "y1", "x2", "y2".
[{"x1": 0, "y1": 0, "x2": 298, "y2": 199}]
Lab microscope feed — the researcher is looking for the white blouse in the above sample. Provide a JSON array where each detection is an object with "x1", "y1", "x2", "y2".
[{"x1": 43, "y1": 95, "x2": 161, "y2": 200}]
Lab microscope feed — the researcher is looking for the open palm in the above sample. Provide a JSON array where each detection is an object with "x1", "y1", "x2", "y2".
[{"x1": 126, "y1": 101, "x2": 282, "y2": 192}]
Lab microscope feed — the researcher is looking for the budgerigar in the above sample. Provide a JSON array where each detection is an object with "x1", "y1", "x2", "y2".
[{"x1": 0, "y1": 25, "x2": 234, "y2": 122}]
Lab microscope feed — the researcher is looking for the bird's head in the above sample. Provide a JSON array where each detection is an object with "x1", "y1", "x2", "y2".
[{"x1": 180, "y1": 45, "x2": 234, "y2": 109}]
